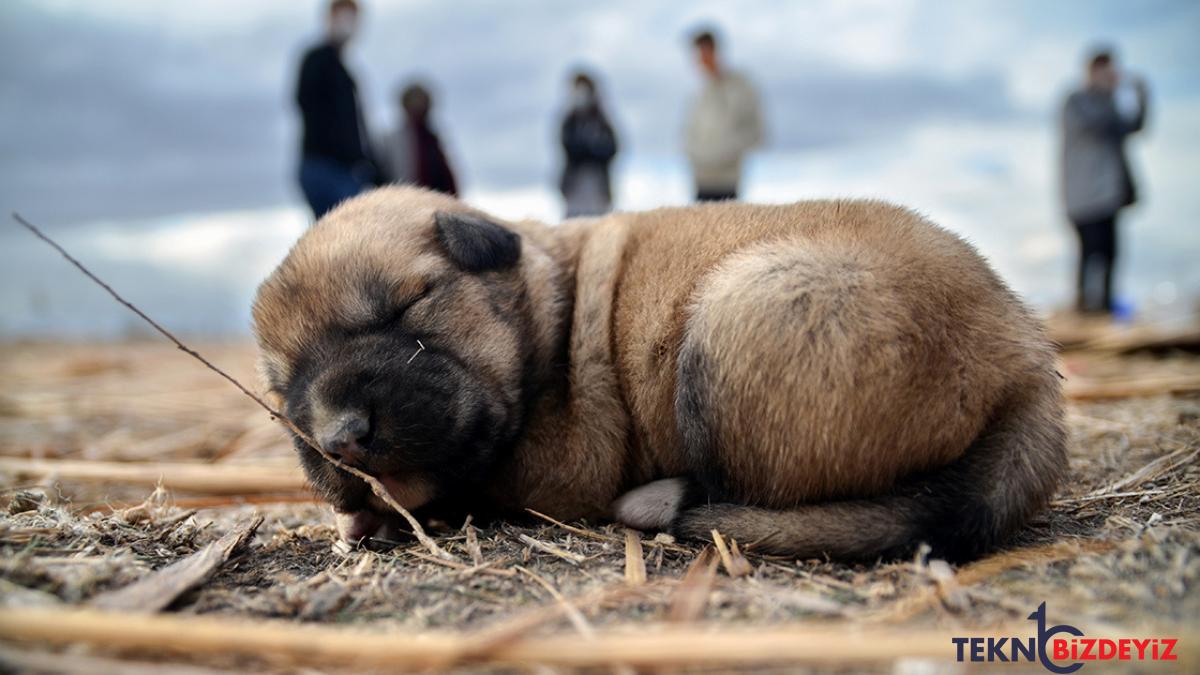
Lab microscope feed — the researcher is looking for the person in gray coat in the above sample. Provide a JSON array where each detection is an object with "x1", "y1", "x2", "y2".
[{"x1": 1061, "y1": 48, "x2": 1149, "y2": 315}]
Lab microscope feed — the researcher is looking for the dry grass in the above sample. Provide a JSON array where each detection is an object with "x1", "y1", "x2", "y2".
[{"x1": 1, "y1": 338, "x2": 1198, "y2": 672}]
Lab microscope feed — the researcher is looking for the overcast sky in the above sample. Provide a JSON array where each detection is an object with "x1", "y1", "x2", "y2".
[{"x1": 1, "y1": 0, "x2": 1198, "y2": 336}]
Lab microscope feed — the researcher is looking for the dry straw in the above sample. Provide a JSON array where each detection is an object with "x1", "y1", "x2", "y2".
[{"x1": 0, "y1": 607, "x2": 1051, "y2": 670}]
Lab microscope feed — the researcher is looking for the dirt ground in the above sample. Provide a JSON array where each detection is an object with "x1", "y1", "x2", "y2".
[{"x1": 0, "y1": 339, "x2": 1197, "y2": 672}]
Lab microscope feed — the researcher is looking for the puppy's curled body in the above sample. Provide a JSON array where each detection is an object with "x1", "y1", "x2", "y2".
[{"x1": 253, "y1": 187, "x2": 1066, "y2": 562}]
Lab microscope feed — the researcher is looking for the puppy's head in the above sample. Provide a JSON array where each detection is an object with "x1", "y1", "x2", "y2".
[{"x1": 252, "y1": 187, "x2": 562, "y2": 533}]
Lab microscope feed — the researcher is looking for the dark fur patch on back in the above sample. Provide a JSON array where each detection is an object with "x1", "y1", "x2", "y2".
[{"x1": 674, "y1": 340, "x2": 730, "y2": 501}]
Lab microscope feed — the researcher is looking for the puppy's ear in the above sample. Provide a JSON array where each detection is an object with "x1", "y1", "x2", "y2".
[{"x1": 434, "y1": 211, "x2": 521, "y2": 273}]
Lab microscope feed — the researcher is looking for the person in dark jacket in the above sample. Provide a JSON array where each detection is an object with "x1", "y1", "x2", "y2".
[
  {"x1": 1061, "y1": 48, "x2": 1149, "y2": 315},
  {"x1": 378, "y1": 83, "x2": 458, "y2": 196},
  {"x1": 559, "y1": 72, "x2": 618, "y2": 218},
  {"x1": 295, "y1": 0, "x2": 378, "y2": 219}
]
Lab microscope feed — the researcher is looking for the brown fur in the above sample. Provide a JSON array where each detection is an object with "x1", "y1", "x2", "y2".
[{"x1": 253, "y1": 186, "x2": 1066, "y2": 561}]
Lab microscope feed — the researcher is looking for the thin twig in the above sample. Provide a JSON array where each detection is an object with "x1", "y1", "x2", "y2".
[
  {"x1": 408, "y1": 551, "x2": 515, "y2": 578},
  {"x1": 516, "y1": 533, "x2": 586, "y2": 565},
  {"x1": 1082, "y1": 446, "x2": 1197, "y2": 498},
  {"x1": 515, "y1": 566, "x2": 594, "y2": 638},
  {"x1": 525, "y1": 508, "x2": 618, "y2": 543},
  {"x1": 12, "y1": 212, "x2": 454, "y2": 561},
  {"x1": 524, "y1": 508, "x2": 692, "y2": 553},
  {"x1": 12, "y1": 213, "x2": 276, "y2": 417},
  {"x1": 453, "y1": 585, "x2": 637, "y2": 665},
  {"x1": 864, "y1": 539, "x2": 1118, "y2": 623}
]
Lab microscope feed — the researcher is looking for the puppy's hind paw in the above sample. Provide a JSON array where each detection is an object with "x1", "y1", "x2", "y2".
[{"x1": 613, "y1": 478, "x2": 687, "y2": 530}]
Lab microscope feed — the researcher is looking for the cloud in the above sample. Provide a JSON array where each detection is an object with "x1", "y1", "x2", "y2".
[
  {"x1": 0, "y1": 1, "x2": 304, "y2": 225},
  {"x1": 1, "y1": 0, "x2": 1197, "y2": 339},
  {"x1": 1, "y1": 0, "x2": 1034, "y2": 226}
]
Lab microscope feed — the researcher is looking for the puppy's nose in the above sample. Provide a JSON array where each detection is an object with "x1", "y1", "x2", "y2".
[{"x1": 318, "y1": 412, "x2": 370, "y2": 467}]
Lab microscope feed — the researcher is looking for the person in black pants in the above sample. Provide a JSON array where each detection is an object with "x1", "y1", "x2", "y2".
[
  {"x1": 1060, "y1": 48, "x2": 1148, "y2": 315},
  {"x1": 1073, "y1": 215, "x2": 1118, "y2": 314},
  {"x1": 295, "y1": 0, "x2": 378, "y2": 219}
]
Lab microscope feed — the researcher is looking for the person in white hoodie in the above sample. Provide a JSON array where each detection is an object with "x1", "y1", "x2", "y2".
[{"x1": 684, "y1": 29, "x2": 764, "y2": 202}]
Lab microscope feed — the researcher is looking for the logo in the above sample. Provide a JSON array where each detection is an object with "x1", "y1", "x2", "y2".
[{"x1": 951, "y1": 602, "x2": 1178, "y2": 672}]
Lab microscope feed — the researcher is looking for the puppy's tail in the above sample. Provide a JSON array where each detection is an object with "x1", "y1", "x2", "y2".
[{"x1": 666, "y1": 371, "x2": 1067, "y2": 562}]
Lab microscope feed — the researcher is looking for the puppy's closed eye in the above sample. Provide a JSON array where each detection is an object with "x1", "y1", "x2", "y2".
[{"x1": 370, "y1": 284, "x2": 433, "y2": 331}]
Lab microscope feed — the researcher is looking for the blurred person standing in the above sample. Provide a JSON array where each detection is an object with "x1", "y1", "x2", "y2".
[
  {"x1": 559, "y1": 71, "x2": 618, "y2": 218},
  {"x1": 379, "y1": 83, "x2": 459, "y2": 196},
  {"x1": 1061, "y1": 47, "x2": 1149, "y2": 315},
  {"x1": 684, "y1": 28, "x2": 764, "y2": 202},
  {"x1": 295, "y1": 0, "x2": 378, "y2": 219}
]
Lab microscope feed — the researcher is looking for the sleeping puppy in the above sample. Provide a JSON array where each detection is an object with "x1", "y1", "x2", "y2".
[{"x1": 252, "y1": 186, "x2": 1066, "y2": 561}]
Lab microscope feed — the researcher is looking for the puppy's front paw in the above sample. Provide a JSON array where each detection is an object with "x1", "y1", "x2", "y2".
[
  {"x1": 333, "y1": 509, "x2": 384, "y2": 543},
  {"x1": 613, "y1": 478, "x2": 687, "y2": 530}
]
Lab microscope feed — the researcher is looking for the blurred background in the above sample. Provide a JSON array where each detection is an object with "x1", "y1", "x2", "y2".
[{"x1": 1, "y1": 0, "x2": 1197, "y2": 339}]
